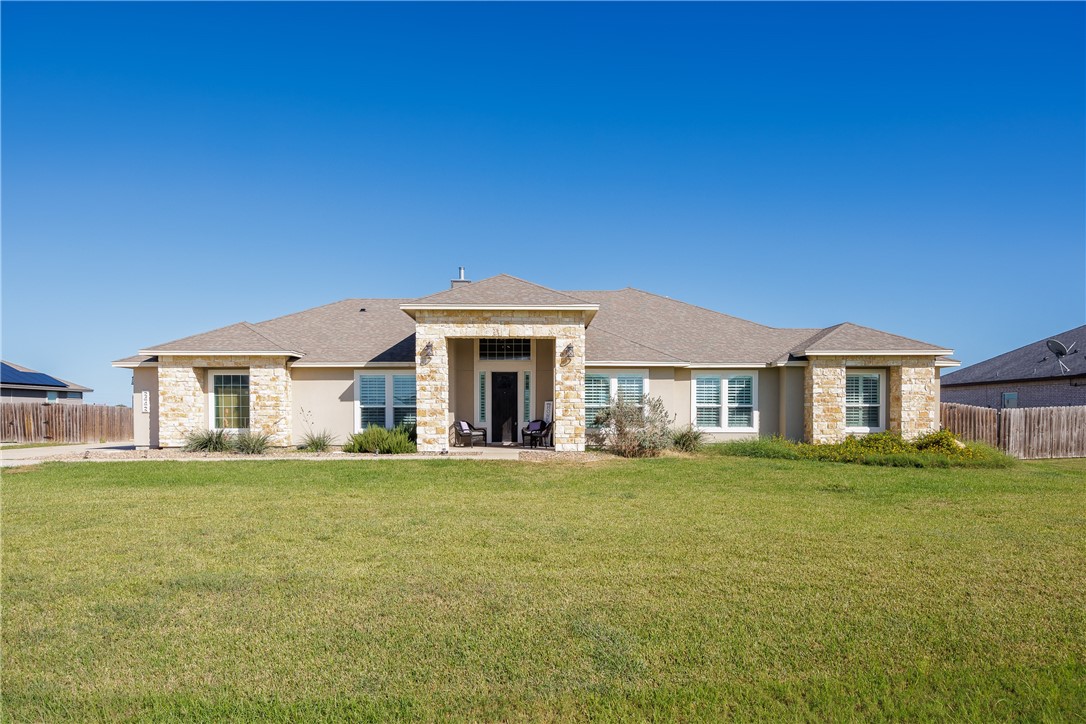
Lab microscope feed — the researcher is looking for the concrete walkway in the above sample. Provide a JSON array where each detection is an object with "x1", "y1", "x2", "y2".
[{"x1": 0, "y1": 442, "x2": 135, "y2": 467}]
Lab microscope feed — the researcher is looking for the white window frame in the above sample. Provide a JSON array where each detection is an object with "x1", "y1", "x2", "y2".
[
  {"x1": 353, "y1": 371, "x2": 417, "y2": 432},
  {"x1": 208, "y1": 369, "x2": 251, "y2": 432},
  {"x1": 584, "y1": 369, "x2": 649, "y2": 427},
  {"x1": 690, "y1": 371, "x2": 759, "y2": 433},
  {"x1": 844, "y1": 369, "x2": 886, "y2": 433}
]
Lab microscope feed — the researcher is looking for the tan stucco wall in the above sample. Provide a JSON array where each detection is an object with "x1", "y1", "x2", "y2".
[
  {"x1": 132, "y1": 366, "x2": 159, "y2": 449},
  {"x1": 290, "y1": 367, "x2": 356, "y2": 445},
  {"x1": 779, "y1": 366, "x2": 805, "y2": 441},
  {"x1": 449, "y1": 339, "x2": 475, "y2": 423},
  {"x1": 534, "y1": 339, "x2": 555, "y2": 417}
]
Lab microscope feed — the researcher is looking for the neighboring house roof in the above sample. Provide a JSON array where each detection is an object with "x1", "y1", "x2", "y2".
[
  {"x1": 114, "y1": 275, "x2": 953, "y2": 368},
  {"x1": 1, "y1": 360, "x2": 93, "y2": 392},
  {"x1": 941, "y1": 324, "x2": 1086, "y2": 386},
  {"x1": 790, "y1": 322, "x2": 953, "y2": 356}
]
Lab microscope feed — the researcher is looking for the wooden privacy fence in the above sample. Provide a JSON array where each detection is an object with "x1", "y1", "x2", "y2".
[
  {"x1": 941, "y1": 402, "x2": 1086, "y2": 460},
  {"x1": 1, "y1": 402, "x2": 133, "y2": 444}
]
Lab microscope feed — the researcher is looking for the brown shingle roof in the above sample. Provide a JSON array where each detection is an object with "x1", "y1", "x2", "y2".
[
  {"x1": 142, "y1": 322, "x2": 300, "y2": 355},
  {"x1": 119, "y1": 278, "x2": 952, "y2": 367},
  {"x1": 791, "y1": 322, "x2": 951, "y2": 355},
  {"x1": 407, "y1": 274, "x2": 594, "y2": 307},
  {"x1": 572, "y1": 288, "x2": 819, "y2": 365},
  {"x1": 257, "y1": 299, "x2": 416, "y2": 365}
]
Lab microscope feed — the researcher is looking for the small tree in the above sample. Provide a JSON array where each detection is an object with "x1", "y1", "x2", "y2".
[{"x1": 595, "y1": 393, "x2": 674, "y2": 458}]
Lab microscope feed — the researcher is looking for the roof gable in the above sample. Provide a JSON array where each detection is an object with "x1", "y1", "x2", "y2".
[
  {"x1": 793, "y1": 322, "x2": 951, "y2": 355},
  {"x1": 141, "y1": 322, "x2": 299, "y2": 355},
  {"x1": 942, "y1": 324, "x2": 1086, "y2": 385},
  {"x1": 408, "y1": 274, "x2": 594, "y2": 307}
]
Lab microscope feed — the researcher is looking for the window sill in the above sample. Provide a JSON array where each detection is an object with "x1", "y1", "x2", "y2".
[{"x1": 845, "y1": 427, "x2": 885, "y2": 434}]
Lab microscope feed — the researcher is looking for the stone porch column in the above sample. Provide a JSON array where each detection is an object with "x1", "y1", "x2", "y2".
[
  {"x1": 552, "y1": 332, "x2": 586, "y2": 452},
  {"x1": 414, "y1": 332, "x2": 450, "y2": 452}
]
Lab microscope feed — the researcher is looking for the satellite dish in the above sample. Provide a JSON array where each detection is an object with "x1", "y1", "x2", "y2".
[{"x1": 1045, "y1": 339, "x2": 1077, "y2": 374}]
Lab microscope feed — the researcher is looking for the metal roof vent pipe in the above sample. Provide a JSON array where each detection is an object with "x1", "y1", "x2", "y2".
[{"x1": 450, "y1": 266, "x2": 471, "y2": 289}]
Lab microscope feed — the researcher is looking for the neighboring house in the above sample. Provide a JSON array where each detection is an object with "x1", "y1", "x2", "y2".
[
  {"x1": 113, "y1": 273, "x2": 957, "y2": 451},
  {"x1": 941, "y1": 324, "x2": 1086, "y2": 409},
  {"x1": 1, "y1": 360, "x2": 92, "y2": 403}
]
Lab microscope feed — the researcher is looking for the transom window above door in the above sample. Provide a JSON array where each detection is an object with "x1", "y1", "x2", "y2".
[{"x1": 479, "y1": 339, "x2": 531, "y2": 360}]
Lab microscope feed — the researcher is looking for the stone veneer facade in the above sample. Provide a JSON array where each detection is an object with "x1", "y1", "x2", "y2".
[
  {"x1": 804, "y1": 355, "x2": 939, "y2": 444},
  {"x1": 412, "y1": 309, "x2": 587, "y2": 452},
  {"x1": 157, "y1": 355, "x2": 293, "y2": 447}
]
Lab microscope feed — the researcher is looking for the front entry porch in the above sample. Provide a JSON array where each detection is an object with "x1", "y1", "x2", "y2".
[{"x1": 406, "y1": 308, "x2": 590, "y2": 453}]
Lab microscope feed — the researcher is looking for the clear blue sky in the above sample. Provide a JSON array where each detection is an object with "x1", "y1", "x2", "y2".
[{"x1": 3, "y1": 2, "x2": 1083, "y2": 405}]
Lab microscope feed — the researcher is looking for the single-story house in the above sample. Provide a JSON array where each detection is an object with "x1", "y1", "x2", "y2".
[
  {"x1": 113, "y1": 272, "x2": 957, "y2": 452},
  {"x1": 1, "y1": 360, "x2": 92, "y2": 403},
  {"x1": 941, "y1": 324, "x2": 1086, "y2": 409}
]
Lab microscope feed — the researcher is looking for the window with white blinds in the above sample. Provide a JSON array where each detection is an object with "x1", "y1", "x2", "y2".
[
  {"x1": 845, "y1": 372, "x2": 882, "y2": 430},
  {"x1": 693, "y1": 372, "x2": 758, "y2": 430},
  {"x1": 615, "y1": 375, "x2": 644, "y2": 405},
  {"x1": 727, "y1": 375, "x2": 754, "y2": 428},
  {"x1": 584, "y1": 371, "x2": 649, "y2": 426},
  {"x1": 585, "y1": 373, "x2": 611, "y2": 427},
  {"x1": 357, "y1": 373, "x2": 418, "y2": 430},
  {"x1": 358, "y1": 375, "x2": 386, "y2": 429},
  {"x1": 392, "y1": 374, "x2": 417, "y2": 427},
  {"x1": 695, "y1": 377, "x2": 722, "y2": 428}
]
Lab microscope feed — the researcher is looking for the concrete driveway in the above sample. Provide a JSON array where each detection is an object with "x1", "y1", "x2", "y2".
[{"x1": 0, "y1": 442, "x2": 135, "y2": 467}]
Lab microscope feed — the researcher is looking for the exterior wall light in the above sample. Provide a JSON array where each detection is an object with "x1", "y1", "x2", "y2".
[
  {"x1": 560, "y1": 343, "x2": 575, "y2": 366},
  {"x1": 420, "y1": 341, "x2": 434, "y2": 364}
]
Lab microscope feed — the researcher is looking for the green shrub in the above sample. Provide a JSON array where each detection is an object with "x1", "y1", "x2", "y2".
[
  {"x1": 711, "y1": 431, "x2": 1016, "y2": 469},
  {"x1": 913, "y1": 429, "x2": 964, "y2": 456},
  {"x1": 383, "y1": 427, "x2": 417, "y2": 454},
  {"x1": 594, "y1": 394, "x2": 674, "y2": 458},
  {"x1": 670, "y1": 424, "x2": 707, "y2": 453},
  {"x1": 235, "y1": 431, "x2": 271, "y2": 455},
  {"x1": 183, "y1": 429, "x2": 235, "y2": 453},
  {"x1": 343, "y1": 426, "x2": 389, "y2": 454},
  {"x1": 342, "y1": 425, "x2": 417, "y2": 454},
  {"x1": 397, "y1": 423, "x2": 418, "y2": 443},
  {"x1": 300, "y1": 429, "x2": 336, "y2": 452}
]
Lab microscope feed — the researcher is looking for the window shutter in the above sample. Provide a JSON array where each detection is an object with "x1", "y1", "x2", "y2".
[
  {"x1": 727, "y1": 376, "x2": 753, "y2": 406},
  {"x1": 392, "y1": 375, "x2": 417, "y2": 427},
  {"x1": 359, "y1": 375, "x2": 387, "y2": 428},
  {"x1": 695, "y1": 377, "x2": 722, "y2": 428},
  {"x1": 585, "y1": 373, "x2": 611, "y2": 426},
  {"x1": 616, "y1": 375, "x2": 644, "y2": 404}
]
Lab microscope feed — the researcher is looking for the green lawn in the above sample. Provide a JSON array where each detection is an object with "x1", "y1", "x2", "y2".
[{"x1": 3, "y1": 456, "x2": 1084, "y2": 721}]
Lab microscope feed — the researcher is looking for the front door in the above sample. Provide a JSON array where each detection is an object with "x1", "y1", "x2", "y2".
[{"x1": 491, "y1": 372, "x2": 517, "y2": 443}]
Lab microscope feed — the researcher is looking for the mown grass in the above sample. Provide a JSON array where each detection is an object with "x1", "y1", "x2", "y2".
[{"x1": 2, "y1": 456, "x2": 1084, "y2": 721}]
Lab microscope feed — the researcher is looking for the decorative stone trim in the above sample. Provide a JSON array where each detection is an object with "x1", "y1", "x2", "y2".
[
  {"x1": 804, "y1": 355, "x2": 939, "y2": 444},
  {"x1": 157, "y1": 355, "x2": 292, "y2": 447},
  {"x1": 412, "y1": 310, "x2": 588, "y2": 452}
]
